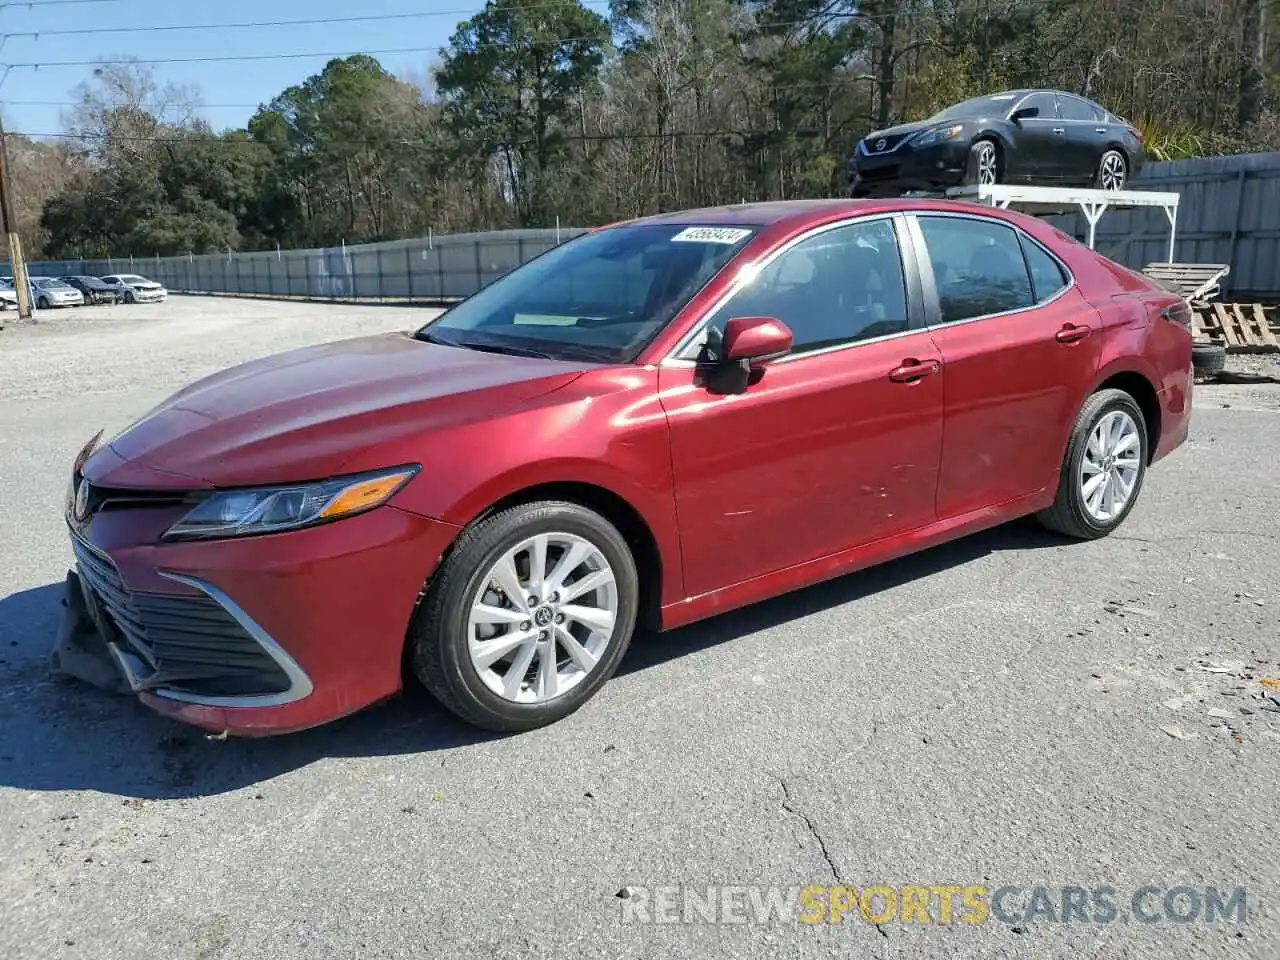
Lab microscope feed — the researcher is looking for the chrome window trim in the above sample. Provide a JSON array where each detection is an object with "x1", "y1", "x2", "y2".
[
  {"x1": 153, "y1": 571, "x2": 315, "y2": 709},
  {"x1": 1007, "y1": 91, "x2": 1060, "y2": 122},
  {"x1": 660, "y1": 212, "x2": 915, "y2": 366},
  {"x1": 906, "y1": 211, "x2": 1077, "y2": 331}
]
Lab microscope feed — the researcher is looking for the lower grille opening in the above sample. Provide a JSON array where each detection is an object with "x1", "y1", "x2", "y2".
[{"x1": 73, "y1": 537, "x2": 292, "y2": 699}]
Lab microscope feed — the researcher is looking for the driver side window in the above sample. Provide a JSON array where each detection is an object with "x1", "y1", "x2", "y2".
[{"x1": 696, "y1": 218, "x2": 909, "y2": 358}]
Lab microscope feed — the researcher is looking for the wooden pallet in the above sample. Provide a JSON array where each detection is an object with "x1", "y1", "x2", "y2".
[
  {"x1": 1143, "y1": 262, "x2": 1231, "y2": 302},
  {"x1": 1191, "y1": 302, "x2": 1280, "y2": 351}
]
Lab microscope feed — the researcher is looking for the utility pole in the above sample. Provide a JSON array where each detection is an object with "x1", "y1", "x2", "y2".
[{"x1": 0, "y1": 116, "x2": 33, "y2": 320}]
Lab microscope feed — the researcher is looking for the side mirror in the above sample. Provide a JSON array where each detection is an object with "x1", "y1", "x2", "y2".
[
  {"x1": 722, "y1": 316, "x2": 793, "y2": 364},
  {"x1": 1010, "y1": 106, "x2": 1039, "y2": 123}
]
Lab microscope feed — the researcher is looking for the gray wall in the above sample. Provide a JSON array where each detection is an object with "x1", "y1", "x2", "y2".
[
  {"x1": 1047, "y1": 152, "x2": 1280, "y2": 299},
  {"x1": 8, "y1": 152, "x2": 1280, "y2": 301},
  {"x1": 10, "y1": 228, "x2": 588, "y2": 302}
]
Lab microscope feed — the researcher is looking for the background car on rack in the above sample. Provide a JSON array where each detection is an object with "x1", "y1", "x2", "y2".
[
  {"x1": 100, "y1": 273, "x2": 168, "y2": 303},
  {"x1": 30, "y1": 276, "x2": 86, "y2": 309},
  {"x1": 63, "y1": 275, "x2": 123, "y2": 305},
  {"x1": 849, "y1": 89, "x2": 1146, "y2": 198}
]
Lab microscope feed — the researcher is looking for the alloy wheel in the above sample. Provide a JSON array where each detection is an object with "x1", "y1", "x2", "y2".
[
  {"x1": 977, "y1": 143, "x2": 998, "y2": 185},
  {"x1": 1079, "y1": 409, "x2": 1141, "y2": 522},
  {"x1": 1100, "y1": 152, "x2": 1126, "y2": 190},
  {"x1": 467, "y1": 532, "x2": 619, "y2": 704}
]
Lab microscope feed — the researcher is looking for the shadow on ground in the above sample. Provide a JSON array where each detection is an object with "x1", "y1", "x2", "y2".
[{"x1": 0, "y1": 519, "x2": 1064, "y2": 800}]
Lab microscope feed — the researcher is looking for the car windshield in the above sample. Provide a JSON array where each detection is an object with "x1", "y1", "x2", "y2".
[
  {"x1": 414, "y1": 223, "x2": 757, "y2": 363},
  {"x1": 37, "y1": 278, "x2": 69, "y2": 288},
  {"x1": 929, "y1": 93, "x2": 1021, "y2": 122},
  {"x1": 119, "y1": 275, "x2": 149, "y2": 284}
]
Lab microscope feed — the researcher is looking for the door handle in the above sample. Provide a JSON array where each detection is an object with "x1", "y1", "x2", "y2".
[
  {"x1": 1055, "y1": 323, "x2": 1093, "y2": 344},
  {"x1": 1052, "y1": 127, "x2": 1066, "y2": 135},
  {"x1": 888, "y1": 359, "x2": 941, "y2": 383}
]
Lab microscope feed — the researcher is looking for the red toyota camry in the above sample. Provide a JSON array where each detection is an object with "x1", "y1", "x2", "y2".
[{"x1": 59, "y1": 199, "x2": 1193, "y2": 736}]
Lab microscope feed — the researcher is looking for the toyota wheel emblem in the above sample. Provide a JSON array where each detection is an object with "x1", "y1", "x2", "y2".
[{"x1": 875, "y1": 138, "x2": 887, "y2": 151}]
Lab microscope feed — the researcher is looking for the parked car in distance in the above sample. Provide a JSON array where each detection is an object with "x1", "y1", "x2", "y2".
[
  {"x1": 0, "y1": 283, "x2": 15, "y2": 309},
  {"x1": 100, "y1": 273, "x2": 168, "y2": 303},
  {"x1": 30, "y1": 276, "x2": 86, "y2": 309},
  {"x1": 849, "y1": 89, "x2": 1146, "y2": 198},
  {"x1": 64, "y1": 275, "x2": 123, "y2": 305},
  {"x1": 61, "y1": 198, "x2": 1192, "y2": 737}
]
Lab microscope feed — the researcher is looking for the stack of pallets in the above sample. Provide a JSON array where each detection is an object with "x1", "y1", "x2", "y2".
[{"x1": 1190, "y1": 303, "x2": 1280, "y2": 352}]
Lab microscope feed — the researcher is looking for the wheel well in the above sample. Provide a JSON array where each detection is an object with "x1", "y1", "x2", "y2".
[
  {"x1": 471, "y1": 482, "x2": 665, "y2": 631},
  {"x1": 1097, "y1": 371, "x2": 1160, "y2": 462}
]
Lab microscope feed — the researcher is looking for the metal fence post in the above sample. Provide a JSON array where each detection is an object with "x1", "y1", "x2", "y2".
[
  {"x1": 473, "y1": 238, "x2": 483, "y2": 296},
  {"x1": 406, "y1": 245, "x2": 414, "y2": 302},
  {"x1": 1226, "y1": 165, "x2": 1248, "y2": 296}
]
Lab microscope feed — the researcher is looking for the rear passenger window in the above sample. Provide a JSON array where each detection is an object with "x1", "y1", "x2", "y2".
[
  {"x1": 917, "y1": 216, "x2": 1034, "y2": 323},
  {"x1": 1020, "y1": 235, "x2": 1069, "y2": 302}
]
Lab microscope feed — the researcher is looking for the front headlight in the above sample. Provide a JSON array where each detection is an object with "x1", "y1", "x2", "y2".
[
  {"x1": 163, "y1": 465, "x2": 420, "y2": 542},
  {"x1": 912, "y1": 124, "x2": 966, "y2": 147}
]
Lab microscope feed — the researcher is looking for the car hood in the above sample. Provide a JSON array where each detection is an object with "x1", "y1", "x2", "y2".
[
  {"x1": 861, "y1": 120, "x2": 931, "y2": 143},
  {"x1": 96, "y1": 332, "x2": 593, "y2": 488}
]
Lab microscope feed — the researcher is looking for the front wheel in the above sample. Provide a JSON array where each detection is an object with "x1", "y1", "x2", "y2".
[
  {"x1": 37, "y1": 297, "x2": 50, "y2": 310},
  {"x1": 1095, "y1": 150, "x2": 1128, "y2": 191},
  {"x1": 123, "y1": 290, "x2": 136, "y2": 304},
  {"x1": 1037, "y1": 389, "x2": 1149, "y2": 540},
  {"x1": 409, "y1": 501, "x2": 639, "y2": 732},
  {"x1": 963, "y1": 139, "x2": 1000, "y2": 187}
]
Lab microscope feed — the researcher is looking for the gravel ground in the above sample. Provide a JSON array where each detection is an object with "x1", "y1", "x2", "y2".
[{"x1": 1, "y1": 297, "x2": 1278, "y2": 959}]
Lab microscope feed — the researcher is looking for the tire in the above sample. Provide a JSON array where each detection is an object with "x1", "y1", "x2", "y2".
[
  {"x1": 963, "y1": 139, "x2": 1000, "y2": 187},
  {"x1": 1192, "y1": 341, "x2": 1226, "y2": 379},
  {"x1": 1095, "y1": 149, "x2": 1128, "y2": 191},
  {"x1": 37, "y1": 297, "x2": 50, "y2": 310},
  {"x1": 1036, "y1": 388, "x2": 1149, "y2": 540},
  {"x1": 123, "y1": 290, "x2": 136, "y2": 304},
  {"x1": 409, "y1": 501, "x2": 640, "y2": 732}
]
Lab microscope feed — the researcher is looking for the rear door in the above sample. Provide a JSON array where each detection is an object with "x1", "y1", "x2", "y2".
[
  {"x1": 659, "y1": 215, "x2": 945, "y2": 597},
  {"x1": 907, "y1": 213, "x2": 1103, "y2": 518},
  {"x1": 1058, "y1": 94, "x2": 1107, "y2": 184}
]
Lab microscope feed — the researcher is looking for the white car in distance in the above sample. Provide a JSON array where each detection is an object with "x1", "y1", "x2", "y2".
[{"x1": 101, "y1": 274, "x2": 169, "y2": 303}]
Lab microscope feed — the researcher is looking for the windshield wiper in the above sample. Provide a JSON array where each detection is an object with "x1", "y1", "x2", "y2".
[{"x1": 416, "y1": 329, "x2": 554, "y2": 359}]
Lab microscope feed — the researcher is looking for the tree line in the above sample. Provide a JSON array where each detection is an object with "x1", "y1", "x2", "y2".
[{"x1": 9, "y1": 0, "x2": 1277, "y2": 260}]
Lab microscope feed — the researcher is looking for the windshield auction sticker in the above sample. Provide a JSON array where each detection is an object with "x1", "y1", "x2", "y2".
[{"x1": 670, "y1": 227, "x2": 754, "y2": 244}]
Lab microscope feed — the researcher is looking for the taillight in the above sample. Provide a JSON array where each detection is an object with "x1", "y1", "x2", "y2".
[
  {"x1": 1128, "y1": 125, "x2": 1143, "y2": 143},
  {"x1": 1161, "y1": 302, "x2": 1192, "y2": 328}
]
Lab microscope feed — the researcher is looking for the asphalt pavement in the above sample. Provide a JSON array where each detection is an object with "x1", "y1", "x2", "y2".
[{"x1": 1, "y1": 298, "x2": 1277, "y2": 959}]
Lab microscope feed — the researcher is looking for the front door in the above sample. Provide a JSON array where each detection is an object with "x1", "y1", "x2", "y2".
[
  {"x1": 659, "y1": 216, "x2": 945, "y2": 599},
  {"x1": 909, "y1": 213, "x2": 1103, "y2": 518},
  {"x1": 1006, "y1": 92, "x2": 1066, "y2": 181}
]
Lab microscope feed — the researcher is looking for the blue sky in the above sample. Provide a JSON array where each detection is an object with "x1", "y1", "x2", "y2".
[{"x1": 1, "y1": 0, "x2": 610, "y2": 138}]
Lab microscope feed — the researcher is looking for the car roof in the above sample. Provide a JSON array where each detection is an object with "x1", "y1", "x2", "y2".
[{"x1": 610, "y1": 196, "x2": 1034, "y2": 233}]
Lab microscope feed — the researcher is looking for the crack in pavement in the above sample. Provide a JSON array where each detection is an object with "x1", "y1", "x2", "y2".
[
  {"x1": 779, "y1": 775, "x2": 893, "y2": 942},
  {"x1": 779, "y1": 777, "x2": 842, "y2": 884}
]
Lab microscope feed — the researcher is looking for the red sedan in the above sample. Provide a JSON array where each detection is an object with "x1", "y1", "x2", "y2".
[{"x1": 58, "y1": 199, "x2": 1193, "y2": 735}]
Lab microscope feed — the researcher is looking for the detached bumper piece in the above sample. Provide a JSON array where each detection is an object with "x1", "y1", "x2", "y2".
[{"x1": 70, "y1": 536, "x2": 298, "y2": 700}]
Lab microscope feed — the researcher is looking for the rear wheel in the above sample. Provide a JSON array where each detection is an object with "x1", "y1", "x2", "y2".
[
  {"x1": 1095, "y1": 150, "x2": 1128, "y2": 190},
  {"x1": 964, "y1": 139, "x2": 1000, "y2": 187},
  {"x1": 1037, "y1": 389, "x2": 1149, "y2": 540},
  {"x1": 409, "y1": 501, "x2": 639, "y2": 732}
]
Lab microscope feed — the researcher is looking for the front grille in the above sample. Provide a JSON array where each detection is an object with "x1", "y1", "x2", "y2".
[
  {"x1": 72, "y1": 536, "x2": 291, "y2": 697},
  {"x1": 862, "y1": 133, "x2": 910, "y2": 154}
]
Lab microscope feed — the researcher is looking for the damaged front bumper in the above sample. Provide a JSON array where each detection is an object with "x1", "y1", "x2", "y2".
[{"x1": 50, "y1": 569, "x2": 135, "y2": 697}]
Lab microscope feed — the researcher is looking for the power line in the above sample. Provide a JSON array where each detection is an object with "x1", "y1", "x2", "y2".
[{"x1": 0, "y1": 0, "x2": 612, "y2": 39}]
